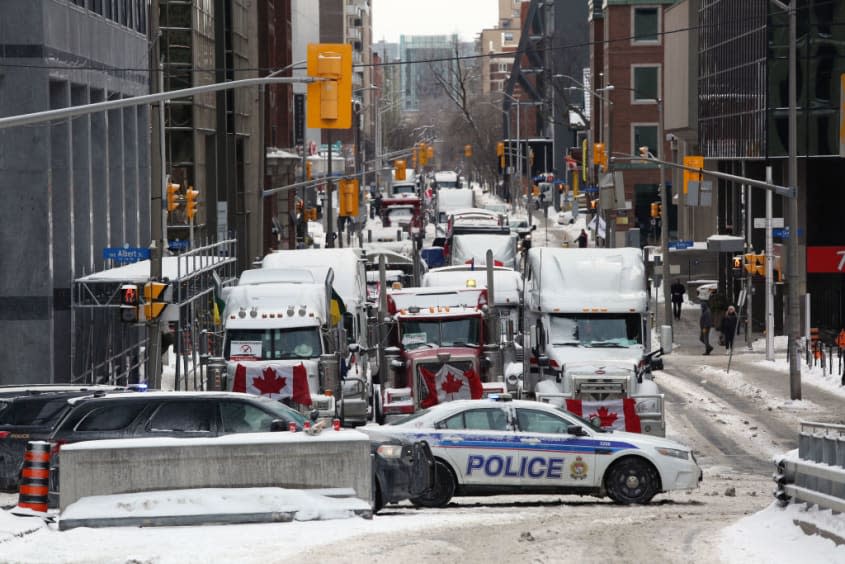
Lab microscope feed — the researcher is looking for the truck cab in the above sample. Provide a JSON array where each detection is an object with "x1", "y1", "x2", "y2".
[
  {"x1": 378, "y1": 286, "x2": 504, "y2": 422},
  {"x1": 522, "y1": 248, "x2": 666, "y2": 436}
]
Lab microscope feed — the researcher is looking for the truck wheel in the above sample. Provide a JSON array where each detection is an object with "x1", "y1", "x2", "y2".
[
  {"x1": 605, "y1": 457, "x2": 659, "y2": 505},
  {"x1": 410, "y1": 460, "x2": 455, "y2": 508}
]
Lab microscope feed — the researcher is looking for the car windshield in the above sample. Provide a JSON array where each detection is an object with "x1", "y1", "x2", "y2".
[
  {"x1": 251, "y1": 396, "x2": 307, "y2": 425},
  {"x1": 0, "y1": 397, "x2": 71, "y2": 426},
  {"x1": 226, "y1": 327, "x2": 322, "y2": 360},
  {"x1": 550, "y1": 405, "x2": 608, "y2": 433},
  {"x1": 386, "y1": 408, "x2": 431, "y2": 426},
  {"x1": 393, "y1": 185, "x2": 415, "y2": 194},
  {"x1": 400, "y1": 317, "x2": 481, "y2": 349},
  {"x1": 548, "y1": 313, "x2": 641, "y2": 347}
]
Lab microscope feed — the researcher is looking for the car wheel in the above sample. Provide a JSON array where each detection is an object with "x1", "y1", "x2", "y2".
[
  {"x1": 605, "y1": 457, "x2": 659, "y2": 505},
  {"x1": 373, "y1": 480, "x2": 385, "y2": 514},
  {"x1": 410, "y1": 460, "x2": 455, "y2": 508}
]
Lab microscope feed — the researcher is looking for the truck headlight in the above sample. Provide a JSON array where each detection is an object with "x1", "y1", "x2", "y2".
[
  {"x1": 376, "y1": 444, "x2": 404, "y2": 459},
  {"x1": 656, "y1": 447, "x2": 689, "y2": 460}
]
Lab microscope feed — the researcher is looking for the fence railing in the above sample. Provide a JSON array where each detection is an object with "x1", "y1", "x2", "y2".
[{"x1": 774, "y1": 421, "x2": 845, "y2": 514}]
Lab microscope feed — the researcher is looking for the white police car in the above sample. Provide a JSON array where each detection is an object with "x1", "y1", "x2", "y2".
[{"x1": 385, "y1": 395, "x2": 701, "y2": 507}]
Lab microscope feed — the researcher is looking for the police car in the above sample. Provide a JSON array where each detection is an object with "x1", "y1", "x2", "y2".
[{"x1": 385, "y1": 395, "x2": 702, "y2": 507}]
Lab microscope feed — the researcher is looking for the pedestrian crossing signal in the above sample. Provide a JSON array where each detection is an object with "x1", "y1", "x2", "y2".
[{"x1": 120, "y1": 284, "x2": 139, "y2": 323}]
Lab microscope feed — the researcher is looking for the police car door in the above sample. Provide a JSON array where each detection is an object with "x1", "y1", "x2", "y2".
[
  {"x1": 434, "y1": 405, "x2": 519, "y2": 486},
  {"x1": 513, "y1": 407, "x2": 597, "y2": 487}
]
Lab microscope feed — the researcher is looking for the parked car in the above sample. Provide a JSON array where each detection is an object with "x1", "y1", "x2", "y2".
[
  {"x1": 0, "y1": 389, "x2": 129, "y2": 491},
  {"x1": 385, "y1": 395, "x2": 702, "y2": 507},
  {"x1": 47, "y1": 391, "x2": 433, "y2": 512}
]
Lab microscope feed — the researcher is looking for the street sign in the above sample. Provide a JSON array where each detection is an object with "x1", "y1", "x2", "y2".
[
  {"x1": 168, "y1": 239, "x2": 189, "y2": 251},
  {"x1": 773, "y1": 227, "x2": 789, "y2": 239},
  {"x1": 753, "y1": 217, "x2": 784, "y2": 229},
  {"x1": 668, "y1": 240, "x2": 693, "y2": 250},
  {"x1": 103, "y1": 247, "x2": 150, "y2": 264}
]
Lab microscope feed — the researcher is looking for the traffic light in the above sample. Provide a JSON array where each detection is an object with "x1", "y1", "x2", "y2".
[
  {"x1": 464, "y1": 144, "x2": 473, "y2": 158},
  {"x1": 754, "y1": 254, "x2": 766, "y2": 277},
  {"x1": 395, "y1": 159, "x2": 406, "y2": 181},
  {"x1": 167, "y1": 182, "x2": 180, "y2": 213},
  {"x1": 593, "y1": 143, "x2": 606, "y2": 167},
  {"x1": 683, "y1": 155, "x2": 705, "y2": 194},
  {"x1": 185, "y1": 187, "x2": 199, "y2": 221},
  {"x1": 744, "y1": 253, "x2": 756, "y2": 274},
  {"x1": 338, "y1": 178, "x2": 359, "y2": 217},
  {"x1": 732, "y1": 255, "x2": 744, "y2": 278},
  {"x1": 427, "y1": 145, "x2": 434, "y2": 160},
  {"x1": 418, "y1": 143, "x2": 428, "y2": 167},
  {"x1": 305, "y1": 208, "x2": 317, "y2": 221},
  {"x1": 306, "y1": 160, "x2": 313, "y2": 180},
  {"x1": 306, "y1": 43, "x2": 353, "y2": 129},
  {"x1": 496, "y1": 142, "x2": 504, "y2": 156},
  {"x1": 650, "y1": 202, "x2": 662, "y2": 218},
  {"x1": 142, "y1": 281, "x2": 169, "y2": 321},
  {"x1": 119, "y1": 284, "x2": 139, "y2": 323}
]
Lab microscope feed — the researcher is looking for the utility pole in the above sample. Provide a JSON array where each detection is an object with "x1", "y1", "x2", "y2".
[
  {"x1": 786, "y1": 0, "x2": 801, "y2": 399},
  {"x1": 658, "y1": 99, "x2": 672, "y2": 329}
]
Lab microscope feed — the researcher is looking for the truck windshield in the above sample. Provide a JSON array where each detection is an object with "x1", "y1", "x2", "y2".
[
  {"x1": 548, "y1": 313, "x2": 641, "y2": 347},
  {"x1": 225, "y1": 327, "x2": 322, "y2": 360},
  {"x1": 400, "y1": 317, "x2": 481, "y2": 349}
]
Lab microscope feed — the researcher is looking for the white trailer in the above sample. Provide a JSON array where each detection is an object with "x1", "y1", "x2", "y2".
[
  {"x1": 436, "y1": 188, "x2": 475, "y2": 225},
  {"x1": 449, "y1": 233, "x2": 518, "y2": 269},
  {"x1": 522, "y1": 247, "x2": 667, "y2": 436}
]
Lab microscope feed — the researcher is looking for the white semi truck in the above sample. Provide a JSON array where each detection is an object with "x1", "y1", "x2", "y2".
[
  {"x1": 259, "y1": 248, "x2": 372, "y2": 425},
  {"x1": 521, "y1": 247, "x2": 667, "y2": 436},
  {"x1": 221, "y1": 268, "x2": 340, "y2": 418}
]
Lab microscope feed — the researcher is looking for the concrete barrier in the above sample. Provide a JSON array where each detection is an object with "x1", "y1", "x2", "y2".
[{"x1": 58, "y1": 430, "x2": 372, "y2": 511}]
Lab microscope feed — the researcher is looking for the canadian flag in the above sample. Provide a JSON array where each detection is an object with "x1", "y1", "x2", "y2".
[
  {"x1": 232, "y1": 363, "x2": 312, "y2": 406},
  {"x1": 565, "y1": 398, "x2": 641, "y2": 433},
  {"x1": 420, "y1": 364, "x2": 483, "y2": 408}
]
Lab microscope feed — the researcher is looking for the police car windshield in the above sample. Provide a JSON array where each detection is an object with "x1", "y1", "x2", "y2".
[
  {"x1": 548, "y1": 314, "x2": 641, "y2": 347},
  {"x1": 386, "y1": 409, "x2": 430, "y2": 426},
  {"x1": 551, "y1": 405, "x2": 608, "y2": 433}
]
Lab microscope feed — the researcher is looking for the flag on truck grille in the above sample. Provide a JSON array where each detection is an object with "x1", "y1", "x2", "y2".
[
  {"x1": 564, "y1": 398, "x2": 641, "y2": 433},
  {"x1": 232, "y1": 363, "x2": 312, "y2": 406},
  {"x1": 419, "y1": 364, "x2": 483, "y2": 408}
]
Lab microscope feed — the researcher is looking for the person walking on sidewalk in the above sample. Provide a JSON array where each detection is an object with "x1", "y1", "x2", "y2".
[
  {"x1": 700, "y1": 302, "x2": 714, "y2": 355},
  {"x1": 577, "y1": 229, "x2": 588, "y2": 248},
  {"x1": 670, "y1": 279, "x2": 686, "y2": 320},
  {"x1": 721, "y1": 305, "x2": 739, "y2": 352}
]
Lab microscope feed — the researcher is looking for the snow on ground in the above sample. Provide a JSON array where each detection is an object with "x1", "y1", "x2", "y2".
[
  {"x1": 720, "y1": 502, "x2": 845, "y2": 564},
  {"x1": 746, "y1": 336, "x2": 845, "y2": 401}
]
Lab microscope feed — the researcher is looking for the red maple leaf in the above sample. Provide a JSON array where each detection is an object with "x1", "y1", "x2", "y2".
[
  {"x1": 588, "y1": 406, "x2": 619, "y2": 428},
  {"x1": 252, "y1": 366, "x2": 287, "y2": 396},
  {"x1": 440, "y1": 371, "x2": 465, "y2": 395}
]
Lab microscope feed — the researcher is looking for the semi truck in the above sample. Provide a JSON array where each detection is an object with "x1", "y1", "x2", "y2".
[
  {"x1": 258, "y1": 249, "x2": 372, "y2": 426},
  {"x1": 221, "y1": 268, "x2": 340, "y2": 418},
  {"x1": 521, "y1": 247, "x2": 667, "y2": 436},
  {"x1": 376, "y1": 282, "x2": 505, "y2": 422}
]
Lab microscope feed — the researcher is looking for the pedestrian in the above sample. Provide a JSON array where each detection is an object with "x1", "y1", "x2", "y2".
[
  {"x1": 700, "y1": 302, "x2": 714, "y2": 355},
  {"x1": 721, "y1": 305, "x2": 739, "y2": 352},
  {"x1": 577, "y1": 229, "x2": 588, "y2": 248},
  {"x1": 670, "y1": 279, "x2": 686, "y2": 320}
]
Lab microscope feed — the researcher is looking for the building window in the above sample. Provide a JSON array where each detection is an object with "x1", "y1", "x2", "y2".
[
  {"x1": 633, "y1": 124, "x2": 659, "y2": 158},
  {"x1": 632, "y1": 65, "x2": 659, "y2": 102},
  {"x1": 503, "y1": 32, "x2": 514, "y2": 42},
  {"x1": 633, "y1": 7, "x2": 659, "y2": 43}
]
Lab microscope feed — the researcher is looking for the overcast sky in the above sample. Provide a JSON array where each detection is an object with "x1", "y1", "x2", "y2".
[{"x1": 371, "y1": 0, "x2": 499, "y2": 43}]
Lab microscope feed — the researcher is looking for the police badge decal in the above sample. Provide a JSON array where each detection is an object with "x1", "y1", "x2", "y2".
[{"x1": 569, "y1": 456, "x2": 588, "y2": 480}]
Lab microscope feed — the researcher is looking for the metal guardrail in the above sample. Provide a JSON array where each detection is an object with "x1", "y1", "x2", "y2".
[{"x1": 774, "y1": 421, "x2": 845, "y2": 513}]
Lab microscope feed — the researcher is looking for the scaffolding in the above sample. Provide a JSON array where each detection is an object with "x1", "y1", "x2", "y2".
[{"x1": 71, "y1": 238, "x2": 238, "y2": 388}]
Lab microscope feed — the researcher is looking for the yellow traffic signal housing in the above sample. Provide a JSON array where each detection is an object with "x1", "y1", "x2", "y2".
[
  {"x1": 338, "y1": 178, "x2": 359, "y2": 217},
  {"x1": 464, "y1": 144, "x2": 473, "y2": 158},
  {"x1": 593, "y1": 143, "x2": 605, "y2": 166},
  {"x1": 395, "y1": 159, "x2": 406, "y2": 181},
  {"x1": 306, "y1": 160, "x2": 313, "y2": 180},
  {"x1": 683, "y1": 155, "x2": 704, "y2": 194},
  {"x1": 119, "y1": 284, "x2": 139, "y2": 323},
  {"x1": 306, "y1": 43, "x2": 353, "y2": 129},
  {"x1": 496, "y1": 142, "x2": 504, "y2": 156},
  {"x1": 744, "y1": 253, "x2": 756, "y2": 274},
  {"x1": 427, "y1": 145, "x2": 434, "y2": 160},
  {"x1": 418, "y1": 143, "x2": 428, "y2": 166},
  {"x1": 650, "y1": 202, "x2": 662, "y2": 218},
  {"x1": 167, "y1": 183, "x2": 180, "y2": 213},
  {"x1": 754, "y1": 254, "x2": 766, "y2": 277},
  {"x1": 142, "y1": 281, "x2": 169, "y2": 320},
  {"x1": 185, "y1": 187, "x2": 199, "y2": 221}
]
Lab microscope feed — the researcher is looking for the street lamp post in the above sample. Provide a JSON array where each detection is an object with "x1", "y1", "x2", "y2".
[
  {"x1": 498, "y1": 91, "x2": 523, "y2": 217},
  {"x1": 657, "y1": 99, "x2": 672, "y2": 329}
]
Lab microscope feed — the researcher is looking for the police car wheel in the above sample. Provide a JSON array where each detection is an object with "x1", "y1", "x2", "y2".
[
  {"x1": 410, "y1": 460, "x2": 455, "y2": 508},
  {"x1": 605, "y1": 457, "x2": 659, "y2": 505}
]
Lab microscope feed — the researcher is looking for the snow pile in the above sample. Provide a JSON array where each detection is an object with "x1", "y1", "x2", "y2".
[
  {"x1": 746, "y1": 336, "x2": 845, "y2": 400},
  {"x1": 720, "y1": 502, "x2": 845, "y2": 563},
  {"x1": 0, "y1": 508, "x2": 47, "y2": 545}
]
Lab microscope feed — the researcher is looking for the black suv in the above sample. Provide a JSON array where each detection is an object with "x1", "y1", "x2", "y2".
[
  {"x1": 48, "y1": 391, "x2": 433, "y2": 511},
  {"x1": 0, "y1": 390, "x2": 128, "y2": 491}
]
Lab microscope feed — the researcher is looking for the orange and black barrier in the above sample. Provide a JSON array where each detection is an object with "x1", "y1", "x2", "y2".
[{"x1": 14, "y1": 440, "x2": 50, "y2": 514}]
